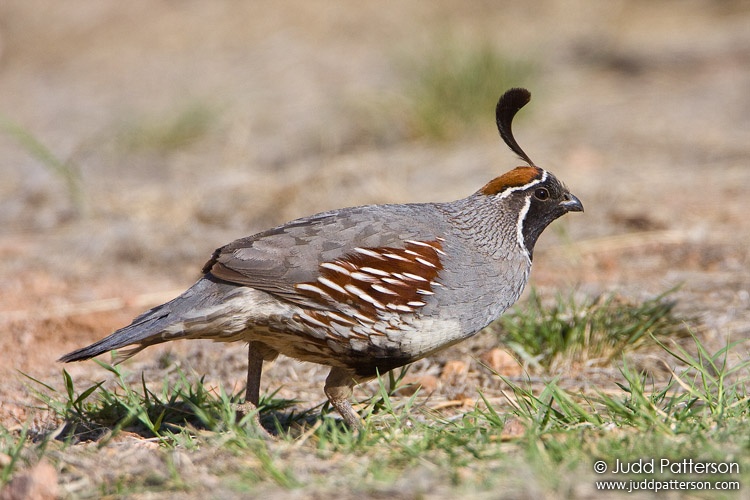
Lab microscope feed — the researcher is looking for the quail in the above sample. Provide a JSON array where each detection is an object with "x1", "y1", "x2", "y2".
[{"x1": 60, "y1": 88, "x2": 583, "y2": 429}]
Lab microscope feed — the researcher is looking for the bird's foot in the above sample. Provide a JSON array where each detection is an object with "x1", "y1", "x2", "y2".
[{"x1": 233, "y1": 401, "x2": 275, "y2": 440}]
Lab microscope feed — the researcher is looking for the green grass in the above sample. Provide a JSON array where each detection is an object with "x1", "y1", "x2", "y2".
[
  {"x1": 496, "y1": 288, "x2": 691, "y2": 370},
  {"x1": 118, "y1": 101, "x2": 216, "y2": 153},
  {"x1": 404, "y1": 39, "x2": 534, "y2": 140},
  {"x1": 0, "y1": 113, "x2": 84, "y2": 211},
  {"x1": 0, "y1": 423, "x2": 32, "y2": 486},
  {"x1": 3, "y1": 291, "x2": 749, "y2": 498}
]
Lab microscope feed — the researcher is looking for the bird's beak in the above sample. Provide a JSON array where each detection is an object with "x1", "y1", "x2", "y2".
[{"x1": 561, "y1": 193, "x2": 584, "y2": 213}]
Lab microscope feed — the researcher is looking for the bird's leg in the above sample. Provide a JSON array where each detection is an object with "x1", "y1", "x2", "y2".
[
  {"x1": 234, "y1": 341, "x2": 267, "y2": 433},
  {"x1": 324, "y1": 367, "x2": 363, "y2": 430},
  {"x1": 244, "y1": 341, "x2": 263, "y2": 407}
]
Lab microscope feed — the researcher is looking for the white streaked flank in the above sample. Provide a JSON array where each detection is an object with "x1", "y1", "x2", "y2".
[
  {"x1": 317, "y1": 276, "x2": 348, "y2": 295},
  {"x1": 360, "y1": 266, "x2": 390, "y2": 277},
  {"x1": 298, "y1": 311, "x2": 329, "y2": 329},
  {"x1": 415, "y1": 257, "x2": 436, "y2": 268},
  {"x1": 350, "y1": 271, "x2": 374, "y2": 282},
  {"x1": 383, "y1": 252, "x2": 410, "y2": 262},
  {"x1": 344, "y1": 284, "x2": 386, "y2": 309},
  {"x1": 352, "y1": 311, "x2": 375, "y2": 323},
  {"x1": 371, "y1": 284, "x2": 398, "y2": 295},
  {"x1": 320, "y1": 262, "x2": 352, "y2": 275},
  {"x1": 387, "y1": 303, "x2": 413, "y2": 312},
  {"x1": 295, "y1": 283, "x2": 329, "y2": 296},
  {"x1": 354, "y1": 247, "x2": 383, "y2": 258},
  {"x1": 327, "y1": 311, "x2": 356, "y2": 325},
  {"x1": 382, "y1": 277, "x2": 406, "y2": 286}
]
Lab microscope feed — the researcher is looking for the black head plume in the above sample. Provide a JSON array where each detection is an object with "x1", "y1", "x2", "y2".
[{"x1": 496, "y1": 88, "x2": 535, "y2": 166}]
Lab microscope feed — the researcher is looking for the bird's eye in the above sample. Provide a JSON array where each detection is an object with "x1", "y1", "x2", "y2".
[{"x1": 534, "y1": 187, "x2": 550, "y2": 200}]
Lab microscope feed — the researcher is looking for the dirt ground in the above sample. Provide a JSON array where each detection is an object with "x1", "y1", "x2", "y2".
[{"x1": 1, "y1": 0, "x2": 749, "y2": 493}]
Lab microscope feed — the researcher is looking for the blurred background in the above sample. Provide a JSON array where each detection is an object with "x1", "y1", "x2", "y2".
[{"x1": 1, "y1": 0, "x2": 748, "y2": 422}]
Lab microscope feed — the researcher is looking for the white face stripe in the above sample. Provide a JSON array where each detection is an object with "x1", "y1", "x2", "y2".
[
  {"x1": 495, "y1": 169, "x2": 548, "y2": 200},
  {"x1": 516, "y1": 195, "x2": 532, "y2": 262}
]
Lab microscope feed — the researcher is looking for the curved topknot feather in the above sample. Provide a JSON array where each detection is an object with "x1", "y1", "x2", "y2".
[{"x1": 496, "y1": 88, "x2": 534, "y2": 166}]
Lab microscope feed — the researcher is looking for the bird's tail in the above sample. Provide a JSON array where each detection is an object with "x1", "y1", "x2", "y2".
[{"x1": 58, "y1": 276, "x2": 246, "y2": 364}]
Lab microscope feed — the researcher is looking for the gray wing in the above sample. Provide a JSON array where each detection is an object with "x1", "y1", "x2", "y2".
[{"x1": 202, "y1": 204, "x2": 446, "y2": 309}]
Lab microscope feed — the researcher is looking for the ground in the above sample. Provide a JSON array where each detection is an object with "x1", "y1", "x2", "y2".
[{"x1": 0, "y1": 0, "x2": 749, "y2": 497}]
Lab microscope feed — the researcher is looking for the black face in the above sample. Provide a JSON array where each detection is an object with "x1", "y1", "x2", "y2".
[{"x1": 519, "y1": 174, "x2": 583, "y2": 258}]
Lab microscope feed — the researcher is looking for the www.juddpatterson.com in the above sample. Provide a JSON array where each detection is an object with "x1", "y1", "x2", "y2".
[{"x1": 595, "y1": 478, "x2": 740, "y2": 493}]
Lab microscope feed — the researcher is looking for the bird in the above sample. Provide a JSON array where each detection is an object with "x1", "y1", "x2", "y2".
[{"x1": 60, "y1": 88, "x2": 583, "y2": 430}]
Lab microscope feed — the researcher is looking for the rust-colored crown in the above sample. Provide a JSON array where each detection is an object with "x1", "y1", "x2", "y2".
[{"x1": 480, "y1": 166, "x2": 544, "y2": 196}]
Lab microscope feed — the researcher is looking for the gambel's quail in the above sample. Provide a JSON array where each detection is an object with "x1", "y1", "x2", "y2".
[{"x1": 60, "y1": 88, "x2": 583, "y2": 429}]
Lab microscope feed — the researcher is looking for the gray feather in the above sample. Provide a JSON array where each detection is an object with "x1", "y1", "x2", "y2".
[{"x1": 58, "y1": 276, "x2": 234, "y2": 363}]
